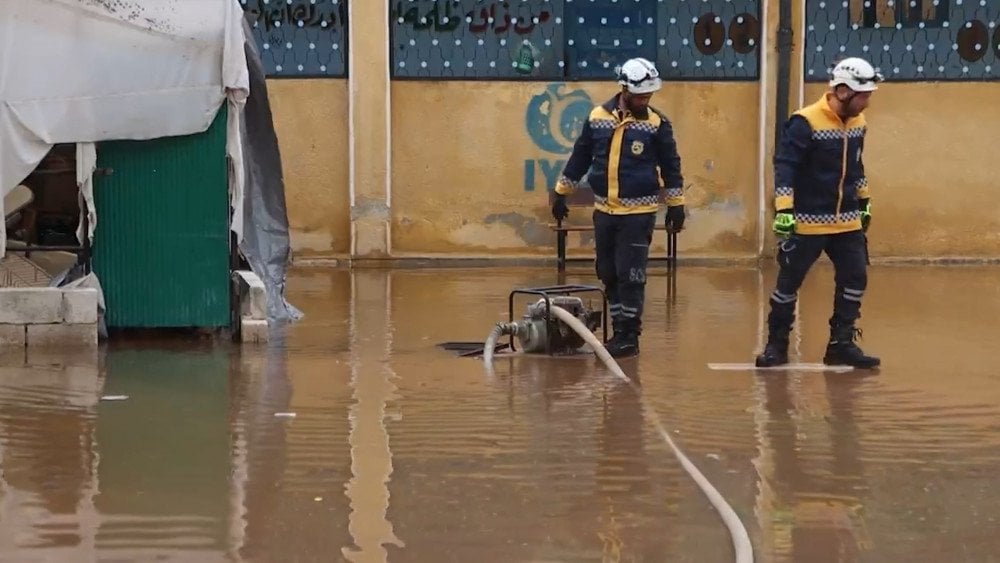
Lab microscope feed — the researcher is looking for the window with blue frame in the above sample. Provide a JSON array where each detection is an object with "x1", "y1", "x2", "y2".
[
  {"x1": 390, "y1": 0, "x2": 762, "y2": 80},
  {"x1": 242, "y1": 0, "x2": 348, "y2": 77}
]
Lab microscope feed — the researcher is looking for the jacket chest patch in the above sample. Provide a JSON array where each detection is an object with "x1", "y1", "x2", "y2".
[{"x1": 630, "y1": 140, "x2": 645, "y2": 155}]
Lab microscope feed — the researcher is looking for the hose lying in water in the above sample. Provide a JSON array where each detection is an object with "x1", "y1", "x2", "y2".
[
  {"x1": 482, "y1": 321, "x2": 518, "y2": 366},
  {"x1": 483, "y1": 306, "x2": 754, "y2": 563}
]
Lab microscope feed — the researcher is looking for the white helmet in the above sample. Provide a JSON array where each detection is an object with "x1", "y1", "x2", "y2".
[
  {"x1": 829, "y1": 57, "x2": 884, "y2": 92},
  {"x1": 616, "y1": 57, "x2": 662, "y2": 94}
]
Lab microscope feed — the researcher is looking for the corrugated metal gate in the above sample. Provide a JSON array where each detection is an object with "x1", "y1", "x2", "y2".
[{"x1": 92, "y1": 107, "x2": 231, "y2": 328}]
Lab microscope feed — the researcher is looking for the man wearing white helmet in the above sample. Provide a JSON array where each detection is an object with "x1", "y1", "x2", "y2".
[
  {"x1": 551, "y1": 57, "x2": 686, "y2": 358},
  {"x1": 755, "y1": 57, "x2": 883, "y2": 369}
]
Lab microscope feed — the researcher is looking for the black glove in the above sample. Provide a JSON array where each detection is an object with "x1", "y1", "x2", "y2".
[
  {"x1": 551, "y1": 194, "x2": 568, "y2": 221},
  {"x1": 665, "y1": 205, "x2": 685, "y2": 232}
]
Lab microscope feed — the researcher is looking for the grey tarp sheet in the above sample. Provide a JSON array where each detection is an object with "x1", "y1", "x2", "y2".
[{"x1": 237, "y1": 17, "x2": 303, "y2": 325}]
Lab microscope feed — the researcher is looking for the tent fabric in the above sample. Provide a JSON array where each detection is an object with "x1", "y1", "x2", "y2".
[
  {"x1": 0, "y1": 0, "x2": 249, "y2": 253},
  {"x1": 0, "y1": 0, "x2": 300, "y2": 325}
]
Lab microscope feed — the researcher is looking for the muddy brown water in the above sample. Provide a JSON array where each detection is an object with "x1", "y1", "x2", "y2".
[{"x1": 1, "y1": 265, "x2": 999, "y2": 562}]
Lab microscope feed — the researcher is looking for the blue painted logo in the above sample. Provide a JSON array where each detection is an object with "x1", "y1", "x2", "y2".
[
  {"x1": 525, "y1": 84, "x2": 593, "y2": 154},
  {"x1": 523, "y1": 84, "x2": 593, "y2": 192}
]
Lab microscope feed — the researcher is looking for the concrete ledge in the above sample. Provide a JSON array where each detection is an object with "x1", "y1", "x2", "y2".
[
  {"x1": 234, "y1": 270, "x2": 266, "y2": 320},
  {"x1": 291, "y1": 255, "x2": 1000, "y2": 269},
  {"x1": 26, "y1": 324, "x2": 97, "y2": 347},
  {"x1": 290, "y1": 257, "x2": 343, "y2": 268},
  {"x1": 61, "y1": 288, "x2": 98, "y2": 324},
  {"x1": 0, "y1": 325, "x2": 26, "y2": 347},
  {"x1": 872, "y1": 257, "x2": 1000, "y2": 266},
  {"x1": 241, "y1": 317, "x2": 268, "y2": 343},
  {"x1": 0, "y1": 287, "x2": 99, "y2": 347},
  {"x1": 312, "y1": 256, "x2": 764, "y2": 269},
  {"x1": 0, "y1": 347, "x2": 25, "y2": 366},
  {"x1": 0, "y1": 288, "x2": 62, "y2": 324}
]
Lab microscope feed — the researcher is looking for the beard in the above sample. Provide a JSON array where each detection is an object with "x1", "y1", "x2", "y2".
[{"x1": 624, "y1": 97, "x2": 649, "y2": 118}]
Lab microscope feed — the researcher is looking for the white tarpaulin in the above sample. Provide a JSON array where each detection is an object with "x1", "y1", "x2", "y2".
[{"x1": 0, "y1": 0, "x2": 250, "y2": 255}]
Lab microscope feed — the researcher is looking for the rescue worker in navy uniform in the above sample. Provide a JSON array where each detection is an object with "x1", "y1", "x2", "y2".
[
  {"x1": 551, "y1": 58, "x2": 685, "y2": 358},
  {"x1": 755, "y1": 57, "x2": 882, "y2": 369}
]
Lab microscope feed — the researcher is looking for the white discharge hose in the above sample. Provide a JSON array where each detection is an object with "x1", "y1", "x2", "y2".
[{"x1": 545, "y1": 306, "x2": 754, "y2": 563}]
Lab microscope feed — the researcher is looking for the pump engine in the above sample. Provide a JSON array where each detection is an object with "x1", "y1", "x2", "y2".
[{"x1": 491, "y1": 285, "x2": 607, "y2": 356}]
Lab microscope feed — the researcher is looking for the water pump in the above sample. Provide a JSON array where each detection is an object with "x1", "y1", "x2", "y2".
[
  {"x1": 491, "y1": 284, "x2": 607, "y2": 356},
  {"x1": 436, "y1": 284, "x2": 607, "y2": 358}
]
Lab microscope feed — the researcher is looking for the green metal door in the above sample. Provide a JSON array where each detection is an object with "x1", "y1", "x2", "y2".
[{"x1": 93, "y1": 107, "x2": 231, "y2": 328}]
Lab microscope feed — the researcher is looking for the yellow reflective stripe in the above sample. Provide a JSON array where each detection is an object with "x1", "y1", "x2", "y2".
[
  {"x1": 836, "y1": 127, "x2": 847, "y2": 218},
  {"x1": 594, "y1": 201, "x2": 660, "y2": 215},
  {"x1": 607, "y1": 121, "x2": 627, "y2": 205},
  {"x1": 796, "y1": 219, "x2": 862, "y2": 234}
]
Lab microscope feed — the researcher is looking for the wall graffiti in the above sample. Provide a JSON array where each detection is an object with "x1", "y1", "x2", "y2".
[
  {"x1": 522, "y1": 84, "x2": 595, "y2": 198},
  {"x1": 805, "y1": 0, "x2": 999, "y2": 81},
  {"x1": 391, "y1": 0, "x2": 761, "y2": 80},
  {"x1": 392, "y1": 0, "x2": 562, "y2": 78},
  {"x1": 524, "y1": 84, "x2": 593, "y2": 155},
  {"x1": 394, "y1": 0, "x2": 552, "y2": 34},
  {"x1": 242, "y1": 0, "x2": 348, "y2": 77}
]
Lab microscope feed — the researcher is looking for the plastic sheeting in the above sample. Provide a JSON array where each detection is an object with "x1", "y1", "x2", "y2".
[
  {"x1": 0, "y1": 0, "x2": 301, "y2": 325},
  {"x1": 236, "y1": 17, "x2": 302, "y2": 324}
]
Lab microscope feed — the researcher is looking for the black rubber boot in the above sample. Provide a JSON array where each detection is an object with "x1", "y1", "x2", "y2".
[
  {"x1": 755, "y1": 329, "x2": 790, "y2": 367},
  {"x1": 823, "y1": 325, "x2": 880, "y2": 369},
  {"x1": 606, "y1": 331, "x2": 639, "y2": 358}
]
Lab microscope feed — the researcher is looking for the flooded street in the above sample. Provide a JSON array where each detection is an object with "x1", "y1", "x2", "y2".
[{"x1": 2, "y1": 264, "x2": 1000, "y2": 562}]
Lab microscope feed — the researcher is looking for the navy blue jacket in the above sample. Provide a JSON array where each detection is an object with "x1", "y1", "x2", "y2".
[
  {"x1": 774, "y1": 94, "x2": 871, "y2": 235},
  {"x1": 555, "y1": 94, "x2": 684, "y2": 215}
]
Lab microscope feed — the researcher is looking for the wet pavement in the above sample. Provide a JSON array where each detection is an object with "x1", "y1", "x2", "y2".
[{"x1": 2, "y1": 264, "x2": 1000, "y2": 562}]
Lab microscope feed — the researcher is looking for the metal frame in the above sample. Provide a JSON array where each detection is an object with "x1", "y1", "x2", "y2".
[{"x1": 507, "y1": 283, "x2": 608, "y2": 354}]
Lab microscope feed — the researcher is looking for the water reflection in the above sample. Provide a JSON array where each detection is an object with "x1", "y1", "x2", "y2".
[
  {"x1": 94, "y1": 344, "x2": 231, "y2": 558},
  {"x1": 233, "y1": 269, "x2": 355, "y2": 562},
  {"x1": 593, "y1": 365, "x2": 660, "y2": 560},
  {"x1": 0, "y1": 267, "x2": 999, "y2": 561},
  {"x1": 343, "y1": 271, "x2": 404, "y2": 561},
  {"x1": 753, "y1": 373, "x2": 873, "y2": 562},
  {"x1": 0, "y1": 349, "x2": 101, "y2": 559}
]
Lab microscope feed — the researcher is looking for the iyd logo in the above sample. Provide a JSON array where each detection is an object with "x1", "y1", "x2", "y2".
[
  {"x1": 525, "y1": 84, "x2": 593, "y2": 154},
  {"x1": 523, "y1": 84, "x2": 593, "y2": 191}
]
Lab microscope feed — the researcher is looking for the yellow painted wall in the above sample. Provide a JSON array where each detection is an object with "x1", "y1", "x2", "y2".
[
  {"x1": 760, "y1": 0, "x2": 1000, "y2": 261},
  {"x1": 390, "y1": 81, "x2": 761, "y2": 258},
  {"x1": 267, "y1": 3, "x2": 999, "y2": 263},
  {"x1": 267, "y1": 79, "x2": 350, "y2": 258},
  {"x1": 803, "y1": 82, "x2": 1000, "y2": 258}
]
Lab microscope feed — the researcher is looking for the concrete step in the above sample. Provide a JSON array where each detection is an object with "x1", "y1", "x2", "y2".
[{"x1": 0, "y1": 287, "x2": 98, "y2": 347}]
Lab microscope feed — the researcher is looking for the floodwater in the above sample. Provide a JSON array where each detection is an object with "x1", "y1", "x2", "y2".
[{"x1": 2, "y1": 264, "x2": 1000, "y2": 562}]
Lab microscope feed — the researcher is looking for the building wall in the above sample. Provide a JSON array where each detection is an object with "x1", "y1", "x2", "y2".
[
  {"x1": 794, "y1": 1, "x2": 1000, "y2": 259},
  {"x1": 801, "y1": 82, "x2": 1000, "y2": 259},
  {"x1": 267, "y1": 80, "x2": 351, "y2": 258},
  {"x1": 390, "y1": 81, "x2": 761, "y2": 258},
  {"x1": 248, "y1": 0, "x2": 1000, "y2": 262},
  {"x1": 248, "y1": 0, "x2": 351, "y2": 259}
]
